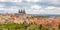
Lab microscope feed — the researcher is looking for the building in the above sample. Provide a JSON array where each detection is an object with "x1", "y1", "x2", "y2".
[
  {"x1": 14, "y1": 9, "x2": 26, "y2": 18},
  {"x1": 18, "y1": 9, "x2": 26, "y2": 14}
]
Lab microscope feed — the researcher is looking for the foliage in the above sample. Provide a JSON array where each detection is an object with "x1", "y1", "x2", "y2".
[
  {"x1": 28, "y1": 24, "x2": 39, "y2": 30},
  {"x1": 0, "y1": 22, "x2": 60, "y2": 30}
]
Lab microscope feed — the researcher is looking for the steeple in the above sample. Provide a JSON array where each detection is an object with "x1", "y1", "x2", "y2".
[
  {"x1": 18, "y1": 9, "x2": 21, "y2": 13},
  {"x1": 18, "y1": 9, "x2": 26, "y2": 14},
  {"x1": 23, "y1": 9, "x2": 26, "y2": 14}
]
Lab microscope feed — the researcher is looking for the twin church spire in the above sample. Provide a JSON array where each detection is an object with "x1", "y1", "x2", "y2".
[{"x1": 18, "y1": 9, "x2": 26, "y2": 14}]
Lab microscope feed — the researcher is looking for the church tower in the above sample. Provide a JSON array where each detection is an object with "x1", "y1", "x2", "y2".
[
  {"x1": 22, "y1": 9, "x2": 26, "y2": 14},
  {"x1": 18, "y1": 9, "x2": 26, "y2": 14},
  {"x1": 18, "y1": 9, "x2": 21, "y2": 13}
]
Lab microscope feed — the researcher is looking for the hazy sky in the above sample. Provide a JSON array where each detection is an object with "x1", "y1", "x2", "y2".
[{"x1": 0, "y1": 0, "x2": 60, "y2": 14}]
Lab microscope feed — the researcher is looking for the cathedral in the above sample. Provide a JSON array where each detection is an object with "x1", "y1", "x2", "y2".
[
  {"x1": 18, "y1": 9, "x2": 26, "y2": 14},
  {"x1": 14, "y1": 9, "x2": 26, "y2": 17}
]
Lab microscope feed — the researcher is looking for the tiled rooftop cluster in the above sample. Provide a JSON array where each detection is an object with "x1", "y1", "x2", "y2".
[
  {"x1": 0, "y1": 14, "x2": 60, "y2": 29},
  {"x1": 0, "y1": 10, "x2": 60, "y2": 30}
]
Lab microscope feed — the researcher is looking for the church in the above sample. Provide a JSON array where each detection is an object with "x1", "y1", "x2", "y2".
[
  {"x1": 14, "y1": 9, "x2": 26, "y2": 17},
  {"x1": 18, "y1": 9, "x2": 26, "y2": 14}
]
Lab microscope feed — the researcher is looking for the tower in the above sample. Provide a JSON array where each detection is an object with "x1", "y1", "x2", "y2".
[
  {"x1": 18, "y1": 9, "x2": 22, "y2": 13},
  {"x1": 18, "y1": 9, "x2": 26, "y2": 14},
  {"x1": 23, "y1": 9, "x2": 26, "y2": 14},
  {"x1": 18, "y1": 9, "x2": 21, "y2": 13}
]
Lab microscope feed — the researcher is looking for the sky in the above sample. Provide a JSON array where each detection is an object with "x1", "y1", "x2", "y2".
[{"x1": 0, "y1": 0, "x2": 60, "y2": 14}]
